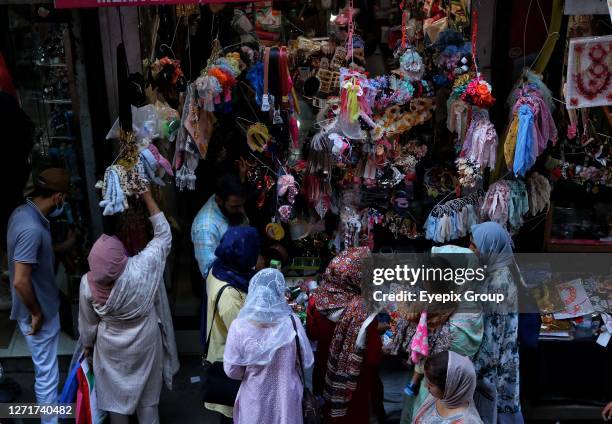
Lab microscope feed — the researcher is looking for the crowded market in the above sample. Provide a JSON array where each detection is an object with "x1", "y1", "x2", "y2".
[{"x1": 0, "y1": 0, "x2": 611, "y2": 422}]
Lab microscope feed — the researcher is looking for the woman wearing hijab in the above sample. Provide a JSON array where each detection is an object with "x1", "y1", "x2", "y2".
[
  {"x1": 204, "y1": 226, "x2": 261, "y2": 421},
  {"x1": 224, "y1": 268, "x2": 314, "y2": 424},
  {"x1": 78, "y1": 191, "x2": 179, "y2": 424},
  {"x1": 414, "y1": 351, "x2": 483, "y2": 423},
  {"x1": 306, "y1": 247, "x2": 383, "y2": 423},
  {"x1": 399, "y1": 248, "x2": 483, "y2": 424},
  {"x1": 469, "y1": 222, "x2": 523, "y2": 424}
]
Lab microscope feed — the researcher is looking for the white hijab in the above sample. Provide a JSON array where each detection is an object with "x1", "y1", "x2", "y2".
[{"x1": 225, "y1": 268, "x2": 313, "y2": 367}]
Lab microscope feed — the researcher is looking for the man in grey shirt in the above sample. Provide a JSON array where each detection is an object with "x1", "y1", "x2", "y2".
[{"x1": 7, "y1": 168, "x2": 71, "y2": 423}]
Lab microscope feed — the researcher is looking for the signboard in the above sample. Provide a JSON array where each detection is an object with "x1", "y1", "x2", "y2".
[{"x1": 54, "y1": 0, "x2": 240, "y2": 8}]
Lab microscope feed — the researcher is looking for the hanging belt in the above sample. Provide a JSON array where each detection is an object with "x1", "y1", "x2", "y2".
[
  {"x1": 261, "y1": 47, "x2": 271, "y2": 112},
  {"x1": 279, "y1": 46, "x2": 289, "y2": 109}
]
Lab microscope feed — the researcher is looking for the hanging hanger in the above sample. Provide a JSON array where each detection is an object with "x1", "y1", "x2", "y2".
[
  {"x1": 249, "y1": 151, "x2": 277, "y2": 175},
  {"x1": 158, "y1": 44, "x2": 177, "y2": 60}
]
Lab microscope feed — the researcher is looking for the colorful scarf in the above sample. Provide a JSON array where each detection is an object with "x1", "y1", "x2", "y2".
[
  {"x1": 410, "y1": 311, "x2": 429, "y2": 364},
  {"x1": 314, "y1": 247, "x2": 370, "y2": 418}
]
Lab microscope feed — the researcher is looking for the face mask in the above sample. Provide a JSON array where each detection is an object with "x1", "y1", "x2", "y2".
[{"x1": 49, "y1": 200, "x2": 65, "y2": 218}]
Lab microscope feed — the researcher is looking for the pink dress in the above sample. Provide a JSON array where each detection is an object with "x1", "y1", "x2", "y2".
[{"x1": 224, "y1": 320, "x2": 309, "y2": 424}]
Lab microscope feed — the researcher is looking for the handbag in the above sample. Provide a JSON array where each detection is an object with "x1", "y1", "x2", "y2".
[
  {"x1": 291, "y1": 316, "x2": 321, "y2": 424},
  {"x1": 200, "y1": 284, "x2": 241, "y2": 406}
]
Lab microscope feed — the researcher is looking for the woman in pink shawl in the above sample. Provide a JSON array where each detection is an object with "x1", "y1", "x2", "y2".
[{"x1": 78, "y1": 191, "x2": 179, "y2": 424}]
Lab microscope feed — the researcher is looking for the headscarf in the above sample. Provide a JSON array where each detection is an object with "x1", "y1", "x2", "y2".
[
  {"x1": 431, "y1": 244, "x2": 478, "y2": 270},
  {"x1": 87, "y1": 234, "x2": 129, "y2": 305},
  {"x1": 225, "y1": 269, "x2": 311, "y2": 366},
  {"x1": 211, "y1": 226, "x2": 260, "y2": 293},
  {"x1": 441, "y1": 351, "x2": 477, "y2": 409},
  {"x1": 313, "y1": 247, "x2": 370, "y2": 418},
  {"x1": 470, "y1": 222, "x2": 514, "y2": 271}
]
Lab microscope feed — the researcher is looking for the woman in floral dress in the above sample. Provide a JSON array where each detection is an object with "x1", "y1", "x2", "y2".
[{"x1": 470, "y1": 222, "x2": 523, "y2": 424}]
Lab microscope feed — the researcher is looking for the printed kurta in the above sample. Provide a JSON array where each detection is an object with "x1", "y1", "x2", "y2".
[
  {"x1": 78, "y1": 213, "x2": 179, "y2": 415},
  {"x1": 224, "y1": 317, "x2": 314, "y2": 424},
  {"x1": 401, "y1": 312, "x2": 484, "y2": 424},
  {"x1": 472, "y1": 266, "x2": 522, "y2": 424}
]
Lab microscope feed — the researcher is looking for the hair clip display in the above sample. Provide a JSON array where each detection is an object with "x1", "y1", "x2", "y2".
[{"x1": 424, "y1": 191, "x2": 484, "y2": 242}]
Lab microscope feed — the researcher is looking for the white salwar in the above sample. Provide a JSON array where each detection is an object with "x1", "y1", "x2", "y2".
[{"x1": 78, "y1": 212, "x2": 179, "y2": 416}]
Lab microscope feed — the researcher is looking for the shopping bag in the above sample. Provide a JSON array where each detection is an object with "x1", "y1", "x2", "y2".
[
  {"x1": 75, "y1": 358, "x2": 106, "y2": 424},
  {"x1": 58, "y1": 357, "x2": 80, "y2": 404}
]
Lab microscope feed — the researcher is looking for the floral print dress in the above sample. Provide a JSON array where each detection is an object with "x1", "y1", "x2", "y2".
[{"x1": 472, "y1": 266, "x2": 523, "y2": 424}]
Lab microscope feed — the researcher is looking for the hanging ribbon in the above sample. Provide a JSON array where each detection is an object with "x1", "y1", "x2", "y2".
[
  {"x1": 471, "y1": 9, "x2": 479, "y2": 75},
  {"x1": 347, "y1": 0, "x2": 354, "y2": 62},
  {"x1": 400, "y1": 0, "x2": 408, "y2": 50}
]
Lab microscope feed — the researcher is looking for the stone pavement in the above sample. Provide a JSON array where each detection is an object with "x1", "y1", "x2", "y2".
[{"x1": 1, "y1": 354, "x2": 406, "y2": 423}]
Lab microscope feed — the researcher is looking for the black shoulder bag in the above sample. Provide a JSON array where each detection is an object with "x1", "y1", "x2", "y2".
[
  {"x1": 290, "y1": 316, "x2": 321, "y2": 424},
  {"x1": 201, "y1": 284, "x2": 241, "y2": 406}
]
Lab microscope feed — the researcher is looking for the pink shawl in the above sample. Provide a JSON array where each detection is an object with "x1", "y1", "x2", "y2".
[{"x1": 86, "y1": 234, "x2": 128, "y2": 305}]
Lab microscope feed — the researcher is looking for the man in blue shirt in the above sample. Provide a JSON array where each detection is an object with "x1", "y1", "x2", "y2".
[
  {"x1": 191, "y1": 173, "x2": 248, "y2": 278},
  {"x1": 7, "y1": 168, "x2": 71, "y2": 423}
]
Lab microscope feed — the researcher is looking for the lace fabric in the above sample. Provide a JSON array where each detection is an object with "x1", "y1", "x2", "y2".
[{"x1": 225, "y1": 268, "x2": 309, "y2": 366}]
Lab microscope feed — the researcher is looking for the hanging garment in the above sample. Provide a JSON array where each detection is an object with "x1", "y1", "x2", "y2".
[{"x1": 513, "y1": 105, "x2": 536, "y2": 177}]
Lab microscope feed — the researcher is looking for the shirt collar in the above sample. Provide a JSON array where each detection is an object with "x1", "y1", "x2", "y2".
[{"x1": 26, "y1": 198, "x2": 50, "y2": 227}]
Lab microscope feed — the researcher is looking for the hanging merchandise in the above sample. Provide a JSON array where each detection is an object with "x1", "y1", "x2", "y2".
[
  {"x1": 455, "y1": 157, "x2": 481, "y2": 188},
  {"x1": 399, "y1": 48, "x2": 426, "y2": 82},
  {"x1": 424, "y1": 191, "x2": 484, "y2": 243},
  {"x1": 480, "y1": 180, "x2": 511, "y2": 226},
  {"x1": 505, "y1": 78, "x2": 558, "y2": 177},
  {"x1": 423, "y1": 166, "x2": 458, "y2": 199},
  {"x1": 147, "y1": 56, "x2": 187, "y2": 101},
  {"x1": 527, "y1": 172, "x2": 552, "y2": 216},
  {"x1": 507, "y1": 180, "x2": 529, "y2": 231},
  {"x1": 339, "y1": 68, "x2": 373, "y2": 138},
  {"x1": 195, "y1": 51, "x2": 242, "y2": 112},
  {"x1": 461, "y1": 109, "x2": 498, "y2": 170},
  {"x1": 383, "y1": 211, "x2": 421, "y2": 240},
  {"x1": 277, "y1": 173, "x2": 298, "y2": 223},
  {"x1": 173, "y1": 84, "x2": 200, "y2": 191},
  {"x1": 460, "y1": 75, "x2": 496, "y2": 109},
  {"x1": 566, "y1": 35, "x2": 612, "y2": 109},
  {"x1": 479, "y1": 177, "x2": 532, "y2": 231}
]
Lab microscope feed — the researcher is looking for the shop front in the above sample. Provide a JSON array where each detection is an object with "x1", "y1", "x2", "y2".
[{"x1": 0, "y1": 0, "x2": 610, "y2": 421}]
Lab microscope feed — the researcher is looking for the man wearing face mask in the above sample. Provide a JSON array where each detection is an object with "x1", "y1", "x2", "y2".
[
  {"x1": 191, "y1": 173, "x2": 248, "y2": 279},
  {"x1": 6, "y1": 168, "x2": 70, "y2": 423}
]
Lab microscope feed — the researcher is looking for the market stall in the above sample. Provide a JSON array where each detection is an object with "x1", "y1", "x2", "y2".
[{"x1": 1, "y1": 0, "x2": 610, "y2": 419}]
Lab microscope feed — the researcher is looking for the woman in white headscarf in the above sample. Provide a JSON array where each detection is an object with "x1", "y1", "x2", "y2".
[
  {"x1": 224, "y1": 268, "x2": 314, "y2": 424},
  {"x1": 414, "y1": 351, "x2": 483, "y2": 423}
]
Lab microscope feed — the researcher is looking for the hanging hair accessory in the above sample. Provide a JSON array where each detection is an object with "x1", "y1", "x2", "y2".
[
  {"x1": 527, "y1": 172, "x2": 551, "y2": 216},
  {"x1": 246, "y1": 123, "x2": 271, "y2": 152},
  {"x1": 481, "y1": 180, "x2": 511, "y2": 225},
  {"x1": 400, "y1": 48, "x2": 425, "y2": 82},
  {"x1": 265, "y1": 222, "x2": 285, "y2": 241}
]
